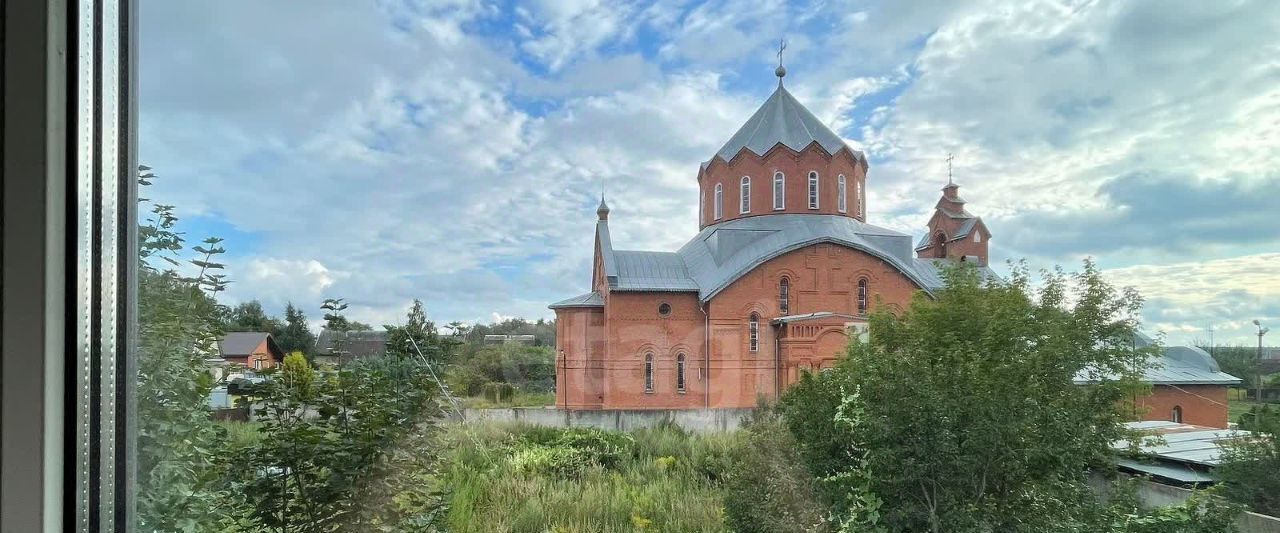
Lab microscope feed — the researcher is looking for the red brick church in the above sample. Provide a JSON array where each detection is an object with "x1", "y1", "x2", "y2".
[
  {"x1": 550, "y1": 66, "x2": 992, "y2": 410},
  {"x1": 549, "y1": 66, "x2": 1237, "y2": 425}
]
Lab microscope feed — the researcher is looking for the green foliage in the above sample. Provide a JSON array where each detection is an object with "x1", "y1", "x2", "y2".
[
  {"x1": 722, "y1": 406, "x2": 831, "y2": 533},
  {"x1": 386, "y1": 298, "x2": 460, "y2": 363},
  {"x1": 780, "y1": 261, "x2": 1157, "y2": 531},
  {"x1": 226, "y1": 300, "x2": 282, "y2": 334},
  {"x1": 434, "y1": 422, "x2": 733, "y2": 532},
  {"x1": 1235, "y1": 402, "x2": 1280, "y2": 431},
  {"x1": 463, "y1": 316, "x2": 556, "y2": 347},
  {"x1": 447, "y1": 342, "x2": 556, "y2": 396},
  {"x1": 281, "y1": 351, "x2": 314, "y2": 398},
  {"x1": 482, "y1": 381, "x2": 516, "y2": 403},
  {"x1": 234, "y1": 356, "x2": 443, "y2": 530},
  {"x1": 1218, "y1": 405, "x2": 1280, "y2": 516},
  {"x1": 278, "y1": 302, "x2": 318, "y2": 357},
  {"x1": 135, "y1": 166, "x2": 248, "y2": 531}
]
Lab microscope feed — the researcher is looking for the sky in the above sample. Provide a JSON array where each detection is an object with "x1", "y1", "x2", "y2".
[{"x1": 140, "y1": 0, "x2": 1280, "y2": 346}]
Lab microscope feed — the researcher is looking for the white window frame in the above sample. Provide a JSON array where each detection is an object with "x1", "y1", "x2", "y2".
[
  {"x1": 857, "y1": 278, "x2": 869, "y2": 316},
  {"x1": 676, "y1": 353, "x2": 686, "y2": 393},
  {"x1": 808, "y1": 171, "x2": 819, "y2": 209},
  {"x1": 779, "y1": 278, "x2": 790, "y2": 314},
  {"x1": 856, "y1": 181, "x2": 863, "y2": 218},
  {"x1": 644, "y1": 353, "x2": 655, "y2": 393},
  {"x1": 740, "y1": 176, "x2": 751, "y2": 214},
  {"x1": 837, "y1": 174, "x2": 847, "y2": 213},
  {"x1": 713, "y1": 183, "x2": 723, "y2": 220},
  {"x1": 773, "y1": 171, "x2": 785, "y2": 210},
  {"x1": 748, "y1": 314, "x2": 760, "y2": 353},
  {"x1": 974, "y1": 233, "x2": 982, "y2": 243}
]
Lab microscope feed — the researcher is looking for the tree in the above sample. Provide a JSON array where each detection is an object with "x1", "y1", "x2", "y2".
[
  {"x1": 1209, "y1": 345, "x2": 1263, "y2": 400},
  {"x1": 387, "y1": 299, "x2": 454, "y2": 362},
  {"x1": 1218, "y1": 408, "x2": 1280, "y2": 516},
  {"x1": 781, "y1": 261, "x2": 1157, "y2": 531},
  {"x1": 276, "y1": 302, "x2": 317, "y2": 357},
  {"x1": 226, "y1": 300, "x2": 283, "y2": 334}
]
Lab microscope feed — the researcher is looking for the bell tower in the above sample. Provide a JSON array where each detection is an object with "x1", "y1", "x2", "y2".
[{"x1": 915, "y1": 155, "x2": 990, "y2": 265}]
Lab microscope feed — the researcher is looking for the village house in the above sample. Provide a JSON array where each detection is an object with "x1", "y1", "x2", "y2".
[{"x1": 216, "y1": 332, "x2": 284, "y2": 372}]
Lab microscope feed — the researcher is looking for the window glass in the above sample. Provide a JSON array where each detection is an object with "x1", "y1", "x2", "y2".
[
  {"x1": 740, "y1": 176, "x2": 751, "y2": 213},
  {"x1": 808, "y1": 171, "x2": 819, "y2": 209},
  {"x1": 714, "y1": 183, "x2": 724, "y2": 219},
  {"x1": 838, "y1": 174, "x2": 847, "y2": 213},
  {"x1": 773, "y1": 172, "x2": 785, "y2": 209}
]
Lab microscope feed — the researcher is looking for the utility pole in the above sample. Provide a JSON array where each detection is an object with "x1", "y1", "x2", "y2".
[{"x1": 1253, "y1": 320, "x2": 1269, "y2": 402}]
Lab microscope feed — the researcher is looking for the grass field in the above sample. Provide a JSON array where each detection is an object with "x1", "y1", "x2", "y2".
[
  {"x1": 436, "y1": 422, "x2": 737, "y2": 532},
  {"x1": 1227, "y1": 387, "x2": 1268, "y2": 423}
]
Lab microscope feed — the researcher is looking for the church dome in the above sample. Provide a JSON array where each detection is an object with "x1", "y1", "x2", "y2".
[{"x1": 710, "y1": 85, "x2": 864, "y2": 165}]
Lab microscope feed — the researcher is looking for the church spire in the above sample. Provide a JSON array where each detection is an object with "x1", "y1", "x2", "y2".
[
  {"x1": 775, "y1": 38, "x2": 787, "y2": 87},
  {"x1": 597, "y1": 194, "x2": 610, "y2": 221}
]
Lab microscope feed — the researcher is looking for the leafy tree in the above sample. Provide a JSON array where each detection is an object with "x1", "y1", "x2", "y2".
[
  {"x1": 1218, "y1": 406, "x2": 1280, "y2": 516},
  {"x1": 281, "y1": 351, "x2": 314, "y2": 398},
  {"x1": 135, "y1": 165, "x2": 249, "y2": 529},
  {"x1": 781, "y1": 261, "x2": 1157, "y2": 531},
  {"x1": 1209, "y1": 345, "x2": 1265, "y2": 400},
  {"x1": 386, "y1": 299, "x2": 455, "y2": 362},
  {"x1": 276, "y1": 302, "x2": 317, "y2": 356},
  {"x1": 723, "y1": 405, "x2": 830, "y2": 532},
  {"x1": 226, "y1": 300, "x2": 283, "y2": 334}
]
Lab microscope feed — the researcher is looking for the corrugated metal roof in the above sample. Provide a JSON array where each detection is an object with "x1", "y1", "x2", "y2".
[
  {"x1": 1115, "y1": 458, "x2": 1218, "y2": 484},
  {"x1": 612, "y1": 251, "x2": 699, "y2": 292},
  {"x1": 1115, "y1": 421, "x2": 1254, "y2": 467},
  {"x1": 710, "y1": 86, "x2": 863, "y2": 164},
  {"x1": 548, "y1": 291, "x2": 605, "y2": 309}
]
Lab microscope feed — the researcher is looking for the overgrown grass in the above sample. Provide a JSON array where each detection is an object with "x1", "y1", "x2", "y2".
[
  {"x1": 1228, "y1": 388, "x2": 1268, "y2": 423},
  {"x1": 215, "y1": 420, "x2": 263, "y2": 448},
  {"x1": 437, "y1": 422, "x2": 737, "y2": 532},
  {"x1": 460, "y1": 390, "x2": 556, "y2": 409}
]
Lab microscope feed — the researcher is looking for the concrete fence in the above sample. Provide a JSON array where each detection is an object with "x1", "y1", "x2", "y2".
[
  {"x1": 461, "y1": 407, "x2": 755, "y2": 433},
  {"x1": 1090, "y1": 474, "x2": 1280, "y2": 533}
]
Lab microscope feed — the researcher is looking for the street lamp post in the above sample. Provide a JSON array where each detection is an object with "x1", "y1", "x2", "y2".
[{"x1": 1253, "y1": 320, "x2": 1270, "y2": 402}]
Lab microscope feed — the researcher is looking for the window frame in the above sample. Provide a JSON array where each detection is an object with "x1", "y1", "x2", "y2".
[
  {"x1": 857, "y1": 278, "x2": 869, "y2": 316},
  {"x1": 856, "y1": 181, "x2": 863, "y2": 218},
  {"x1": 676, "y1": 353, "x2": 686, "y2": 393},
  {"x1": 808, "y1": 171, "x2": 819, "y2": 209},
  {"x1": 644, "y1": 353, "x2": 655, "y2": 393},
  {"x1": 713, "y1": 183, "x2": 723, "y2": 220},
  {"x1": 740, "y1": 176, "x2": 751, "y2": 214},
  {"x1": 2, "y1": 0, "x2": 140, "y2": 528},
  {"x1": 837, "y1": 174, "x2": 847, "y2": 213},
  {"x1": 773, "y1": 171, "x2": 785, "y2": 210},
  {"x1": 748, "y1": 314, "x2": 760, "y2": 353},
  {"x1": 779, "y1": 277, "x2": 790, "y2": 315}
]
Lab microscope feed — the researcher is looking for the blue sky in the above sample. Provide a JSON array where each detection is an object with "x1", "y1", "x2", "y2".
[{"x1": 140, "y1": 0, "x2": 1280, "y2": 345}]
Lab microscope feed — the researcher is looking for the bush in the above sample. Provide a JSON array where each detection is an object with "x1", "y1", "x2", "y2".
[
  {"x1": 723, "y1": 407, "x2": 830, "y2": 533},
  {"x1": 481, "y1": 381, "x2": 515, "y2": 403}
]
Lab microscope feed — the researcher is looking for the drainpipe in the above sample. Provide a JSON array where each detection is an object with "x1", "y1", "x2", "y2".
[
  {"x1": 774, "y1": 324, "x2": 782, "y2": 401},
  {"x1": 701, "y1": 301, "x2": 710, "y2": 408}
]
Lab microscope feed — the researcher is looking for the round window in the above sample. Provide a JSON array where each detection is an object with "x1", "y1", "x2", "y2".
[{"x1": 658, "y1": 303, "x2": 672, "y2": 316}]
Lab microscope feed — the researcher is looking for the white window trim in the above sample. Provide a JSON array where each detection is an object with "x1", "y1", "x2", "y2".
[
  {"x1": 856, "y1": 181, "x2": 863, "y2": 218},
  {"x1": 974, "y1": 233, "x2": 982, "y2": 243},
  {"x1": 773, "y1": 171, "x2": 785, "y2": 210},
  {"x1": 808, "y1": 171, "x2": 819, "y2": 209},
  {"x1": 740, "y1": 176, "x2": 751, "y2": 214},
  {"x1": 748, "y1": 315, "x2": 760, "y2": 353},
  {"x1": 644, "y1": 353, "x2": 655, "y2": 393},
  {"x1": 677, "y1": 353, "x2": 686, "y2": 393},
  {"x1": 713, "y1": 183, "x2": 723, "y2": 220},
  {"x1": 837, "y1": 174, "x2": 847, "y2": 213}
]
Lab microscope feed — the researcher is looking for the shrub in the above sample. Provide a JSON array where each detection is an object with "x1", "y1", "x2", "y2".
[{"x1": 723, "y1": 407, "x2": 830, "y2": 533}]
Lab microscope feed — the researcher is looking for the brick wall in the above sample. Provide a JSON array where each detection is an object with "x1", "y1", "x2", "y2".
[
  {"x1": 1136, "y1": 384, "x2": 1230, "y2": 428},
  {"x1": 698, "y1": 144, "x2": 867, "y2": 229}
]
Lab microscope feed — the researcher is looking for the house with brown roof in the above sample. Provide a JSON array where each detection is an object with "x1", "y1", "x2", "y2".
[{"x1": 218, "y1": 332, "x2": 284, "y2": 371}]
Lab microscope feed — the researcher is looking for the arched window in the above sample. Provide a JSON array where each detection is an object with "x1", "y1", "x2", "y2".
[
  {"x1": 740, "y1": 176, "x2": 751, "y2": 214},
  {"x1": 779, "y1": 278, "x2": 790, "y2": 314},
  {"x1": 713, "y1": 183, "x2": 723, "y2": 220},
  {"x1": 856, "y1": 181, "x2": 863, "y2": 218},
  {"x1": 808, "y1": 171, "x2": 820, "y2": 209},
  {"x1": 933, "y1": 231, "x2": 947, "y2": 258},
  {"x1": 837, "y1": 175, "x2": 847, "y2": 213},
  {"x1": 1171, "y1": 405, "x2": 1183, "y2": 423},
  {"x1": 644, "y1": 353, "x2": 654, "y2": 393},
  {"x1": 857, "y1": 278, "x2": 869, "y2": 316},
  {"x1": 974, "y1": 233, "x2": 982, "y2": 243},
  {"x1": 749, "y1": 313, "x2": 760, "y2": 353},
  {"x1": 773, "y1": 171, "x2": 785, "y2": 210},
  {"x1": 677, "y1": 353, "x2": 686, "y2": 392}
]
